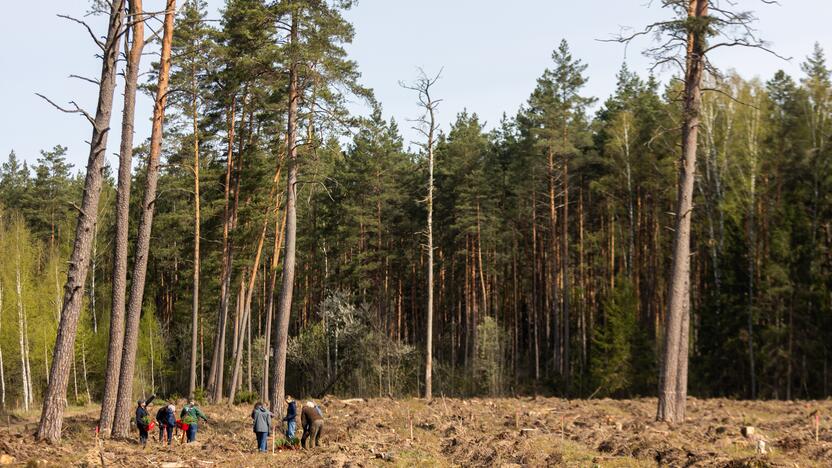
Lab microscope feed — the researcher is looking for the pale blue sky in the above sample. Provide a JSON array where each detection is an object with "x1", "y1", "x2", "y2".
[{"x1": 1, "y1": 0, "x2": 829, "y2": 170}]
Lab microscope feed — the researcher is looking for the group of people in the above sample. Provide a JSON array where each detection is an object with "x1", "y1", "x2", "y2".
[
  {"x1": 134, "y1": 396, "x2": 209, "y2": 448},
  {"x1": 134, "y1": 394, "x2": 325, "y2": 453},
  {"x1": 251, "y1": 396, "x2": 325, "y2": 452}
]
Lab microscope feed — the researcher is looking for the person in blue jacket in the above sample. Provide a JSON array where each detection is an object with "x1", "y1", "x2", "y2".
[
  {"x1": 162, "y1": 404, "x2": 176, "y2": 445},
  {"x1": 283, "y1": 395, "x2": 297, "y2": 440},
  {"x1": 251, "y1": 402, "x2": 273, "y2": 453}
]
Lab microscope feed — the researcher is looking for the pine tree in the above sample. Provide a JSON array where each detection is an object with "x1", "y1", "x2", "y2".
[
  {"x1": 112, "y1": 0, "x2": 177, "y2": 437},
  {"x1": 37, "y1": 0, "x2": 126, "y2": 443},
  {"x1": 169, "y1": 0, "x2": 216, "y2": 400},
  {"x1": 523, "y1": 39, "x2": 594, "y2": 388},
  {"x1": 100, "y1": 0, "x2": 145, "y2": 436},
  {"x1": 270, "y1": 0, "x2": 369, "y2": 413},
  {"x1": 591, "y1": 278, "x2": 638, "y2": 397}
]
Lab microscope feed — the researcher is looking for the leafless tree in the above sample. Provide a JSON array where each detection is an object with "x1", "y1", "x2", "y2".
[{"x1": 400, "y1": 68, "x2": 442, "y2": 400}]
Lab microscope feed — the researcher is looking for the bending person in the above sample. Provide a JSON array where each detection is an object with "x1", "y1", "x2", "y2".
[{"x1": 301, "y1": 400, "x2": 324, "y2": 449}]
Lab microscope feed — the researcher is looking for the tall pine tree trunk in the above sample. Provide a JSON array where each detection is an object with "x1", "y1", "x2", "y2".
[
  {"x1": 561, "y1": 131, "x2": 571, "y2": 388},
  {"x1": 190, "y1": 64, "x2": 201, "y2": 398},
  {"x1": 229, "y1": 195, "x2": 273, "y2": 403},
  {"x1": 270, "y1": 11, "x2": 300, "y2": 415},
  {"x1": 207, "y1": 100, "x2": 236, "y2": 401},
  {"x1": 37, "y1": 0, "x2": 125, "y2": 443},
  {"x1": 112, "y1": 0, "x2": 176, "y2": 437},
  {"x1": 657, "y1": 0, "x2": 706, "y2": 424},
  {"x1": 263, "y1": 204, "x2": 287, "y2": 401},
  {"x1": 545, "y1": 145, "x2": 561, "y2": 378},
  {"x1": 100, "y1": 0, "x2": 144, "y2": 436}
]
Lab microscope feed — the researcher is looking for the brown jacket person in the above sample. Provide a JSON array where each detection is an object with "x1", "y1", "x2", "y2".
[{"x1": 301, "y1": 401, "x2": 324, "y2": 448}]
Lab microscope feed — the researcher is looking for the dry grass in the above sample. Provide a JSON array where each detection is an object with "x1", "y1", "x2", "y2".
[{"x1": 0, "y1": 397, "x2": 830, "y2": 466}]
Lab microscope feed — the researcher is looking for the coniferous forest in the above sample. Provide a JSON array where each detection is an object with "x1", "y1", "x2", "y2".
[{"x1": 2, "y1": 0, "x2": 832, "y2": 447}]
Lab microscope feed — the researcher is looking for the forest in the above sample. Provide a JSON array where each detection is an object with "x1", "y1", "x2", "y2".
[{"x1": 1, "y1": 0, "x2": 831, "y2": 452}]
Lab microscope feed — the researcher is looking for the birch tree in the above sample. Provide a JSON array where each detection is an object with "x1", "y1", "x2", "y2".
[{"x1": 15, "y1": 231, "x2": 32, "y2": 411}]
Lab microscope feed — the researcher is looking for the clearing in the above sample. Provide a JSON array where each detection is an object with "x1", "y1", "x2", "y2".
[{"x1": 0, "y1": 397, "x2": 830, "y2": 467}]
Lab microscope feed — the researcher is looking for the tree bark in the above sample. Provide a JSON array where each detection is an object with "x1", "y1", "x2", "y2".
[
  {"x1": 424, "y1": 90, "x2": 437, "y2": 402},
  {"x1": 100, "y1": 0, "x2": 144, "y2": 436},
  {"x1": 546, "y1": 146, "x2": 560, "y2": 377},
  {"x1": 189, "y1": 59, "x2": 201, "y2": 398},
  {"x1": 37, "y1": 0, "x2": 125, "y2": 443},
  {"x1": 561, "y1": 129, "x2": 571, "y2": 388},
  {"x1": 262, "y1": 204, "x2": 287, "y2": 401},
  {"x1": 656, "y1": 0, "x2": 706, "y2": 424},
  {"x1": 270, "y1": 10, "x2": 300, "y2": 416},
  {"x1": 531, "y1": 189, "x2": 540, "y2": 381},
  {"x1": 206, "y1": 99, "x2": 236, "y2": 401},
  {"x1": 112, "y1": 0, "x2": 176, "y2": 437},
  {"x1": 15, "y1": 246, "x2": 31, "y2": 412},
  {"x1": 0, "y1": 284, "x2": 5, "y2": 409},
  {"x1": 229, "y1": 190, "x2": 275, "y2": 402}
]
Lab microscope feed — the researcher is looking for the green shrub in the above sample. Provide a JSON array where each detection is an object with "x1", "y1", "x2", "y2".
[
  {"x1": 234, "y1": 390, "x2": 259, "y2": 405},
  {"x1": 273, "y1": 436, "x2": 300, "y2": 447},
  {"x1": 192, "y1": 387, "x2": 207, "y2": 405},
  {"x1": 74, "y1": 393, "x2": 91, "y2": 407}
]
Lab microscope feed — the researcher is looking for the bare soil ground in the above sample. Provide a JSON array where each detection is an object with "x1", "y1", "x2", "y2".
[{"x1": 0, "y1": 397, "x2": 830, "y2": 467}]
